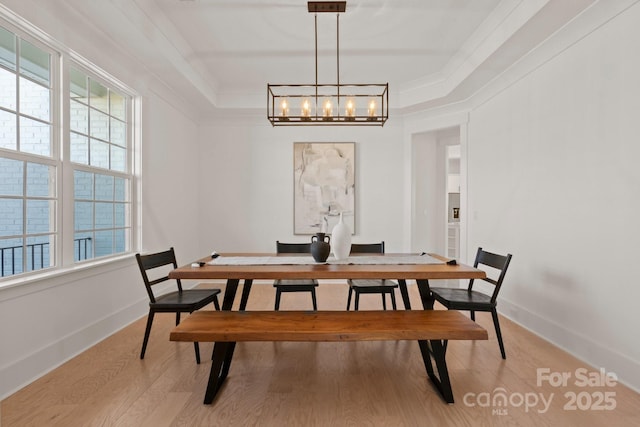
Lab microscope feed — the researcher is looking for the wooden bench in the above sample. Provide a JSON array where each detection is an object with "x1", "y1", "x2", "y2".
[{"x1": 170, "y1": 310, "x2": 488, "y2": 404}]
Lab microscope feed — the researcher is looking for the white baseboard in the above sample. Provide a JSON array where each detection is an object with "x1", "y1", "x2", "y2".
[
  {"x1": 498, "y1": 296, "x2": 640, "y2": 394},
  {"x1": 0, "y1": 299, "x2": 148, "y2": 401}
]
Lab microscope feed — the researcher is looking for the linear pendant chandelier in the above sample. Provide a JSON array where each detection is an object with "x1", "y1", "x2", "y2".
[{"x1": 267, "y1": 1, "x2": 388, "y2": 126}]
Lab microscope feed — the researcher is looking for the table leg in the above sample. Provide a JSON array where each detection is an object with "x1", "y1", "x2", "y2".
[
  {"x1": 398, "y1": 279, "x2": 411, "y2": 309},
  {"x1": 221, "y1": 279, "x2": 240, "y2": 310},
  {"x1": 239, "y1": 279, "x2": 253, "y2": 311},
  {"x1": 418, "y1": 339, "x2": 454, "y2": 403},
  {"x1": 416, "y1": 279, "x2": 435, "y2": 310}
]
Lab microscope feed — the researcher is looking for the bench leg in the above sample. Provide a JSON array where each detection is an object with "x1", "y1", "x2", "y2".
[
  {"x1": 203, "y1": 279, "x2": 241, "y2": 403},
  {"x1": 418, "y1": 339, "x2": 454, "y2": 403},
  {"x1": 204, "y1": 341, "x2": 237, "y2": 404}
]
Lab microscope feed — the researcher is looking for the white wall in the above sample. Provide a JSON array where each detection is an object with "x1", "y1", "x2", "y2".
[
  {"x1": 0, "y1": 3, "x2": 202, "y2": 399},
  {"x1": 139, "y1": 91, "x2": 202, "y2": 261},
  {"x1": 466, "y1": 1, "x2": 640, "y2": 390},
  {"x1": 196, "y1": 116, "x2": 406, "y2": 253}
]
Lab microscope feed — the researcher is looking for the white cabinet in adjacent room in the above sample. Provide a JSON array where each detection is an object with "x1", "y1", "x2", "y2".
[{"x1": 447, "y1": 223, "x2": 459, "y2": 260}]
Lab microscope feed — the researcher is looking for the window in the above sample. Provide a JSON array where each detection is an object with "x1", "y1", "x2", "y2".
[
  {"x1": 0, "y1": 26, "x2": 56, "y2": 277},
  {"x1": 0, "y1": 21, "x2": 135, "y2": 279},
  {"x1": 70, "y1": 68, "x2": 131, "y2": 261}
]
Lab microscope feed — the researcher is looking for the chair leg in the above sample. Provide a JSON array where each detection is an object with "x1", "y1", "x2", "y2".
[
  {"x1": 470, "y1": 310, "x2": 475, "y2": 321},
  {"x1": 274, "y1": 288, "x2": 282, "y2": 311},
  {"x1": 390, "y1": 290, "x2": 397, "y2": 310},
  {"x1": 213, "y1": 296, "x2": 220, "y2": 311},
  {"x1": 140, "y1": 311, "x2": 154, "y2": 359},
  {"x1": 311, "y1": 289, "x2": 318, "y2": 311},
  {"x1": 175, "y1": 312, "x2": 180, "y2": 326},
  {"x1": 382, "y1": 292, "x2": 387, "y2": 310},
  {"x1": 491, "y1": 308, "x2": 506, "y2": 359},
  {"x1": 354, "y1": 291, "x2": 360, "y2": 311},
  {"x1": 187, "y1": 310, "x2": 201, "y2": 364},
  {"x1": 194, "y1": 342, "x2": 201, "y2": 364},
  {"x1": 346, "y1": 287, "x2": 353, "y2": 310}
]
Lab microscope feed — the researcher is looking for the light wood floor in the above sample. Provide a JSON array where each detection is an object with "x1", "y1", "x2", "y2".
[{"x1": 2, "y1": 281, "x2": 639, "y2": 426}]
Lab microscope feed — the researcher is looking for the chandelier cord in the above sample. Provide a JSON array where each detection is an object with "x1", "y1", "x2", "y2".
[
  {"x1": 337, "y1": 13, "x2": 340, "y2": 107},
  {"x1": 314, "y1": 12, "x2": 342, "y2": 114},
  {"x1": 315, "y1": 13, "x2": 318, "y2": 113}
]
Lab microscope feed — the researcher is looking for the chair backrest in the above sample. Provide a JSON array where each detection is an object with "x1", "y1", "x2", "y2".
[
  {"x1": 350, "y1": 242, "x2": 385, "y2": 254},
  {"x1": 469, "y1": 247, "x2": 512, "y2": 303},
  {"x1": 276, "y1": 241, "x2": 312, "y2": 254},
  {"x1": 136, "y1": 247, "x2": 181, "y2": 303}
]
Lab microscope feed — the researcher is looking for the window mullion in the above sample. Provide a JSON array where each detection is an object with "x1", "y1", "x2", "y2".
[
  {"x1": 15, "y1": 38, "x2": 21, "y2": 152},
  {"x1": 60, "y1": 55, "x2": 74, "y2": 267},
  {"x1": 21, "y1": 159, "x2": 27, "y2": 273}
]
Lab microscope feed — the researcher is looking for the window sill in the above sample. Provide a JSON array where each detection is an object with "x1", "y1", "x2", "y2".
[{"x1": 0, "y1": 253, "x2": 136, "y2": 302}]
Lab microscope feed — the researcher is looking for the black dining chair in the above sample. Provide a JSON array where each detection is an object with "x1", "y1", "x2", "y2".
[
  {"x1": 346, "y1": 242, "x2": 399, "y2": 310},
  {"x1": 273, "y1": 241, "x2": 319, "y2": 310},
  {"x1": 136, "y1": 247, "x2": 221, "y2": 363},
  {"x1": 429, "y1": 247, "x2": 512, "y2": 359}
]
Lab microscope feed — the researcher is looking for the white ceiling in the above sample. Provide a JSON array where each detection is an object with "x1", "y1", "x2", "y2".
[{"x1": 57, "y1": 0, "x2": 597, "y2": 116}]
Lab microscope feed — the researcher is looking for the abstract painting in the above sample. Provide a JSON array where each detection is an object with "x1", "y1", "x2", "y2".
[{"x1": 294, "y1": 142, "x2": 355, "y2": 235}]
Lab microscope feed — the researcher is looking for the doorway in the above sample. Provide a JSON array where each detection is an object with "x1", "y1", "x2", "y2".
[{"x1": 411, "y1": 127, "x2": 464, "y2": 260}]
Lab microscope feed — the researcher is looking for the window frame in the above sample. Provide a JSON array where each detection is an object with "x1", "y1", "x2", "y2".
[
  {"x1": 64, "y1": 61, "x2": 135, "y2": 265},
  {"x1": 0, "y1": 13, "x2": 139, "y2": 286},
  {"x1": 0, "y1": 24, "x2": 59, "y2": 278}
]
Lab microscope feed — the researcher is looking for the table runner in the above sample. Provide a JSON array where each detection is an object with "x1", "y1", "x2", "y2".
[{"x1": 207, "y1": 254, "x2": 444, "y2": 266}]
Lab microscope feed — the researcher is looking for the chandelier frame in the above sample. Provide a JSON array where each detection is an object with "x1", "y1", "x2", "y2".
[{"x1": 267, "y1": 1, "x2": 389, "y2": 126}]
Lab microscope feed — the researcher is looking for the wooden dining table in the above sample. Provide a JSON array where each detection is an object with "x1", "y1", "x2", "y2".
[
  {"x1": 168, "y1": 252, "x2": 487, "y2": 404},
  {"x1": 168, "y1": 252, "x2": 486, "y2": 312}
]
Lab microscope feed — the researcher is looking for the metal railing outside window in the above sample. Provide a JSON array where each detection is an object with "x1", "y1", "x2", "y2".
[{"x1": 0, "y1": 237, "x2": 93, "y2": 277}]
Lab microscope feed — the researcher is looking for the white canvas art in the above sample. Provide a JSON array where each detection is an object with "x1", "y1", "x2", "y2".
[{"x1": 294, "y1": 142, "x2": 355, "y2": 235}]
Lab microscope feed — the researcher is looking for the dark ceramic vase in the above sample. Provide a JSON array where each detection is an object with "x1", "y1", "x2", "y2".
[{"x1": 310, "y1": 232, "x2": 331, "y2": 262}]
